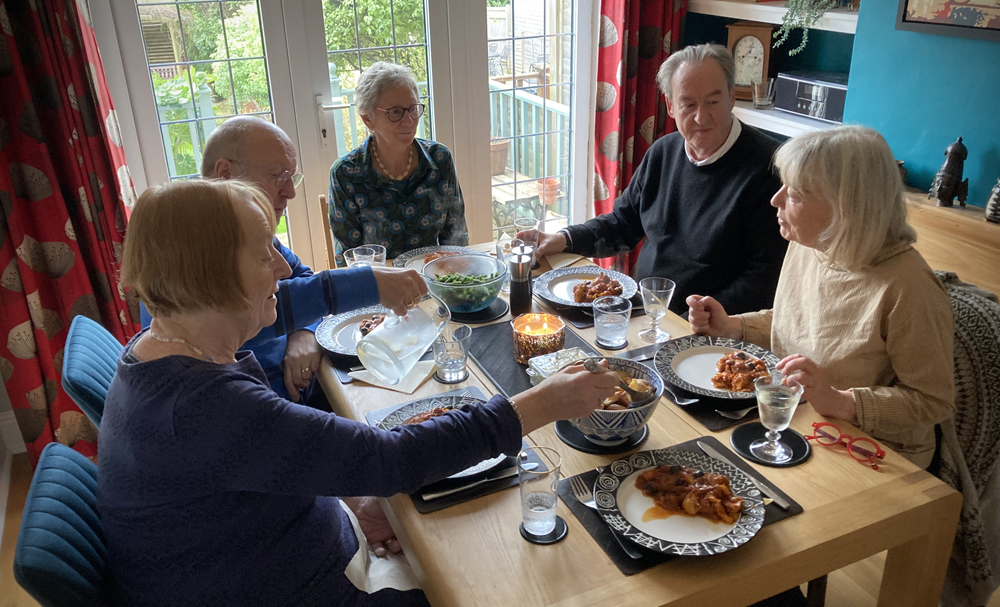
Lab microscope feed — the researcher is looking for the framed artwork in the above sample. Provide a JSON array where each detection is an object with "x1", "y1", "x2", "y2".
[{"x1": 896, "y1": 0, "x2": 1000, "y2": 41}]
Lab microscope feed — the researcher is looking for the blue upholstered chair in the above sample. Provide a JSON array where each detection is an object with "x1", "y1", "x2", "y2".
[
  {"x1": 14, "y1": 442, "x2": 107, "y2": 606},
  {"x1": 62, "y1": 315, "x2": 123, "y2": 428}
]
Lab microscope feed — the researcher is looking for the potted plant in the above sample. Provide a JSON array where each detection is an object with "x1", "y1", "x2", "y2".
[
  {"x1": 535, "y1": 177, "x2": 561, "y2": 205},
  {"x1": 773, "y1": 0, "x2": 840, "y2": 56},
  {"x1": 490, "y1": 135, "x2": 510, "y2": 176}
]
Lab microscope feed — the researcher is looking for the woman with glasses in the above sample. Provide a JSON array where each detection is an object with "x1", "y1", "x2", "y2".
[
  {"x1": 686, "y1": 125, "x2": 955, "y2": 469},
  {"x1": 329, "y1": 62, "x2": 468, "y2": 265}
]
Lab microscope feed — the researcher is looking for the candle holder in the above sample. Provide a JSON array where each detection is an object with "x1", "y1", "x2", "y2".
[{"x1": 512, "y1": 313, "x2": 566, "y2": 364}]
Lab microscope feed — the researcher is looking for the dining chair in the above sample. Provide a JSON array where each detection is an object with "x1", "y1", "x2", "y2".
[
  {"x1": 14, "y1": 442, "x2": 107, "y2": 607},
  {"x1": 318, "y1": 194, "x2": 337, "y2": 270},
  {"x1": 62, "y1": 315, "x2": 124, "y2": 429},
  {"x1": 931, "y1": 271, "x2": 1000, "y2": 607}
]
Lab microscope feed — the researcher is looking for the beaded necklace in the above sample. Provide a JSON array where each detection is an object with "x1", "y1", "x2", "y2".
[
  {"x1": 148, "y1": 329, "x2": 216, "y2": 363},
  {"x1": 372, "y1": 140, "x2": 414, "y2": 181}
]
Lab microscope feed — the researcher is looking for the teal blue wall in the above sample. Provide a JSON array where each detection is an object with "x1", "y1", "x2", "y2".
[{"x1": 844, "y1": 1, "x2": 1000, "y2": 208}]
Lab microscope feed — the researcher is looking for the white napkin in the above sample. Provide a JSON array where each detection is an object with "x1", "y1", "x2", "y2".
[
  {"x1": 348, "y1": 361, "x2": 437, "y2": 394},
  {"x1": 545, "y1": 252, "x2": 585, "y2": 270},
  {"x1": 340, "y1": 500, "x2": 421, "y2": 594}
]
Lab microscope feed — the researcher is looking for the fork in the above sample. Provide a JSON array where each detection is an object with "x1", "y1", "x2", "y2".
[
  {"x1": 570, "y1": 472, "x2": 643, "y2": 560},
  {"x1": 714, "y1": 405, "x2": 757, "y2": 420},
  {"x1": 663, "y1": 383, "x2": 699, "y2": 406}
]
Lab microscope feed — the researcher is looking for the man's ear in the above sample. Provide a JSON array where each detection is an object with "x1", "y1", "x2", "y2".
[
  {"x1": 214, "y1": 158, "x2": 233, "y2": 179},
  {"x1": 664, "y1": 94, "x2": 675, "y2": 119}
]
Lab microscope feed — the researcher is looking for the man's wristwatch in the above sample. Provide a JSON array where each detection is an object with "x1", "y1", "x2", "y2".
[{"x1": 557, "y1": 228, "x2": 573, "y2": 252}]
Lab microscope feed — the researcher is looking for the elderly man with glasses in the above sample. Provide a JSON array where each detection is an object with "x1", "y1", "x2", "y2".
[
  {"x1": 139, "y1": 116, "x2": 427, "y2": 411},
  {"x1": 329, "y1": 62, "x2": 468, "y2": 265}
]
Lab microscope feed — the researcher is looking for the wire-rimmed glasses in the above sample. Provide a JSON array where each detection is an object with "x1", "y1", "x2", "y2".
[
  {"x1": 228, "y1": 160, "x2": 303, "y2": 189},
  {"x1": 376, "y1": 103, "x2": 426, "y2": 123},
  {"x1": 804, "y1": 422, "x2": 886, "y2": 470}
]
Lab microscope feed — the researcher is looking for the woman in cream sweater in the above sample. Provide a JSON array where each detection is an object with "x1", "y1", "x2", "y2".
[{"x1": 687, "y1": 125, "x2": 955, "y2": 468}]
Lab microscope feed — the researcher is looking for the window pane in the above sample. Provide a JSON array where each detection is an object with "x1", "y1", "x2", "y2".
[
  {"x1": 515, "y1": 134, "x2": 545, "y2": 177},
  {"x1": 513, "y1": 91, "x2": 546, "y2": 137},
  {"x1": 394, "y1": 0, "x2": 426, "y2": 46},
  {"x1": 489, "y1": 91, "x2": 513, "y2": 139},
  {"x1": 487, "y1": 3, "x2": 511, "y2": 40},
  {"x1": 139, "y1": 6, "x2": 181, "y2": 67},
  {"x1": 543, "y1": 86, "x2": 571, "y2": 130},
  {"x1": 206, "y1": 60, "x2": 236, "y2": 117},
  {"x1": 549, "y1": 0, "x2": 572, "y2": 36},
  {"x1": 231, "y1": 59, "x2": 271, "y2": 113},
  {"x1": 178, "y1": 2, "x2": 223, "y2": 63},
  {"x1": 325, "y1": 0, "x2": 359, "y2": 52},
  {"x1": 222, "y1": 1, "x2": 264, "y2": 59}
]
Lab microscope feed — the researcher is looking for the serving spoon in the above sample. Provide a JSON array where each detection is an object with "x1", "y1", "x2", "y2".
[{"x1": 581, "y1": 359, "x2": 652, "y2": 402}]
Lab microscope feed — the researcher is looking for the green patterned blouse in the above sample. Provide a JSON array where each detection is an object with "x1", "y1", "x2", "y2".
[{"x1": 328, "y1": 136, "x2": 469, "y2": 266}]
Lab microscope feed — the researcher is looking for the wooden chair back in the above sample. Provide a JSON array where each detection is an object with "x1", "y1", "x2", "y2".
[{"x1": 318, "y1": 194, "x2": 336, "y2": 270}]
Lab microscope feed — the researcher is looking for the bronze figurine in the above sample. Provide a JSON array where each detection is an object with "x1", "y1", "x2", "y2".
[{"x1": 929, "y1": 136, "x2": 969, "y2": 208}]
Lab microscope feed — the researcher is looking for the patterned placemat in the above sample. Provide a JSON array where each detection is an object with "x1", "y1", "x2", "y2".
[
  {"x1": 466, "y1": 321, "x2": 598, "y2": 398},
  {"x1": 535, "y1": 292, "x2": 647, "y2": 330},
  {"x1": 365, "y1": 386, "x2": 540, "y2": 514},
  {"x1": 556, "y1": 435, "x2": 802, "y2": 576}
]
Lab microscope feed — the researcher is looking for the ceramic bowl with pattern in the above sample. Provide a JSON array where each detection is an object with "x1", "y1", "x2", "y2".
[
  {"x1": 568, "y1": 357, "x2": 664, "y2": 446},
  {"x1": 422, "y1": 254, "x2": 507, "y2": 314}
]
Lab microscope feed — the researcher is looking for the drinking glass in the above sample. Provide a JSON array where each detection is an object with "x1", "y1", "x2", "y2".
[
  {"x1": 752, "y1": 78, "x2": 775, "y2": 110},
  {"x1": 513, "y1": 218, "x2": 539, "y2": 268},
  {"x1": 432, "y1": 322, "x2": 472, "y2": 383},
  {"x1": 518, "y1": 446, "x2": 561, "y2": 537},
  {"x1": 344, "y1": 245, "x2": 387, "y2": 268},
  {"x1": 750, "y1": 375, "x2": 804, "y2": 464},
  {"x1": 593, "y1": 295, "x2": 631, "y2": 349},
  {"x1": 638, "y1": 277, "x2": 675, "y2": 343},
  {"x1": 495, "y1": 238, "x2": 523, "y2": 294}
]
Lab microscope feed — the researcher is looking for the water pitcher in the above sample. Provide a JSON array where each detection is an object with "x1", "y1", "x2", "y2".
[{"x1": 355, "y1": 293, "x2": 451, "y2": 384}]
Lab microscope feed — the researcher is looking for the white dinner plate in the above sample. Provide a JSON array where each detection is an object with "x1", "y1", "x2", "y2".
[
  {"x1": 653, "y1": 335, "x2": 780, "y2": 400},
  {"x1": 315, "y1": 305, "x2": 390, "y2": 357},
  {"x1": 391, "y1": 245, "x2": 483, "y2": 273},
  {"x1": 533, "y1": 266, "x2": 638, "y2": 309}
]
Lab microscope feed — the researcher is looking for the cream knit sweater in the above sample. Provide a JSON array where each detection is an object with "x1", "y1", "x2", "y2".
[{"x1": 738, "y1": 241, "x2": 955, "y2": 468}]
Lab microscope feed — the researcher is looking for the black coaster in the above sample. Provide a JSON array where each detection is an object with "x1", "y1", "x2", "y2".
[
  {"x1": 595, "y1": 339, "x2": 628, "y2": 351},
  {"x1": 433, "y1": 369, "x2": 469, "y2": 384},
  {"x1": 730, "y1": 422, "x2": 812, "y2": 468},
  {"x1": 555, "y1": 420, "x2": 649, "y2": 455},
  {"x1": 520, "y1": 515, "x2": 567, "y2": 545},
  {"x1": 451, "y1": 298, "x2": 510, "y2": 324}
]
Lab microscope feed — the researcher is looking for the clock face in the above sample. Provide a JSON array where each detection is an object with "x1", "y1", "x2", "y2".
[{"x1": 733, "y1": 36, "x2": 765, "y2": 87}]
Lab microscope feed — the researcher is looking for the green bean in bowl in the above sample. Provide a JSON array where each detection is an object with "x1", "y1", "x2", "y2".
[{"x1": 421, "y1": 254, "x2": 507, "y2": 314}]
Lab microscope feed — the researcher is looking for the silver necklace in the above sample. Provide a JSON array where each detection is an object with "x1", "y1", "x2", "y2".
[{"x1": 148, "y1": 329, "x2": 216, "y2": 363}]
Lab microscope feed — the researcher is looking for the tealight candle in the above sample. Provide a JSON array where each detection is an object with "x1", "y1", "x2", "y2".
[{"x1": 512, "y1": 313, "x2": 566, "y2": 364}]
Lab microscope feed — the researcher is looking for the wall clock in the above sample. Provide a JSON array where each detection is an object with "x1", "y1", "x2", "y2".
[{"x1": 726, "y1": 22, "x2": 774, "y2": 101}]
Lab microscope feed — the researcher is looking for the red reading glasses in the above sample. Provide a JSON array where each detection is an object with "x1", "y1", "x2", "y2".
[{"x1": 803, "y1": 422, "x2": 886, "y2": 470}]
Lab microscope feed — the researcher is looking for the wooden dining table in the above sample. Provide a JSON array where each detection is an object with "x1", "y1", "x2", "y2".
[{"x1": 317, "y1": 242, "x2": 961, "y2": 607}]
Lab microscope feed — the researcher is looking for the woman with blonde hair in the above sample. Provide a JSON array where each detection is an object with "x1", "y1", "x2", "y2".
[
  {"x1": 100, "y1": 179, "x2": 619, "y2": 606},
  {"x1": 687, "y1": 125, "x2": 955, "y2": 468}
]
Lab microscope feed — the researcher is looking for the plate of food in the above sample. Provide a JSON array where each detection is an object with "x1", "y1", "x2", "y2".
[
  {"x1": 376, "y1": 395, "x2": 508, "y2": 479},
  {"x1": 315, "y1": 305, "x2": 391, "y2": 357},
  {"x1": 653, "y1": 335, "x2": 780, "y2": 400},
  {"x1": 391, "y1": 245, "x2": 484, "y2": 273},
  {"x1": 534, "y1": 266, "x2": 637, "y2": 309},
  {"x1": 594, "y1": 448, "x2": 766, "y2": 556}
]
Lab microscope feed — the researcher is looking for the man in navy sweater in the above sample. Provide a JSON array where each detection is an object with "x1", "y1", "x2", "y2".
[
  {"x1": 534, "y1": 43, "x2": 787, "y2": 315},
  {"x1": 140, "y1": 117, "x2": 425, "y2": 406}
]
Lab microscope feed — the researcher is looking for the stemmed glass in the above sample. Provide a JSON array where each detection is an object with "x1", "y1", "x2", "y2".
[
  {"x1": 750, "y1": 375, "x2": 804, "y2": 464},
  {"x1": 638, "y1": 277, "x2": 675, "y2": 343}
]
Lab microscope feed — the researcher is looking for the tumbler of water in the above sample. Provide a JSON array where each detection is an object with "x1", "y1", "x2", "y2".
[
  {"x1": 518, "y1": 446, "x2": 561, "y2": 537},
  {"x1": 593, "y1": 295, "x2": 632, "y2": 349},
  {"x1": 432, "y1": 323, "x2": 472, "y2": 383},
  {"x1": 750, "y1": 375, "x2": 804, "y2": 464}
]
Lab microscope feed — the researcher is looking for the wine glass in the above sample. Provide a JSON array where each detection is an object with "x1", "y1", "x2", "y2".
[
  {"x1": 638, "y1": 277, "x2": 675, "y2": 343},
  {"x1": 750, "y1": 375, "x2": 804, "y2": 464}
]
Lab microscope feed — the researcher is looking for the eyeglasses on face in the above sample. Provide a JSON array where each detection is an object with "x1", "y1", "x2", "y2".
[
  {"x1": 227, "y1": 160, "x2": 303, "y2": 190},
  {"x1": 803, "y1": 422, "x2": 886, "y2": 470},
  {"x1": 375, "y1": 103, "x2": 426, "y2": 123}
]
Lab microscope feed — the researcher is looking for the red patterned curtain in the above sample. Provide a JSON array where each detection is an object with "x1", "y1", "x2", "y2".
[
  {"x1": 592, "y1": 0, "x2": 686, "y2": 271},
  {"x1": 0, "y1": 0, "x2": 140, "y2": 464}
]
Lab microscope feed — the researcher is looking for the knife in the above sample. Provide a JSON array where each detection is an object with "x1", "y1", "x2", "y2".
[
  {"x1": 421, "y1": 463, "x2": 535, "y2": 501},
  {"x1": 619, "y1": 343, "x2": 661, "y2": 362},
  {"x1": 696, "y1": 441, "x2": 790, "y2": 510}
]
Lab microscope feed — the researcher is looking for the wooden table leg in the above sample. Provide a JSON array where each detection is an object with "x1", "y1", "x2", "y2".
[{"x1": 877, "y1": 483, "x2": 961, "y2": 606}]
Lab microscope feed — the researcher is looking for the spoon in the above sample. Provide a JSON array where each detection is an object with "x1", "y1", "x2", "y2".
[{"x1": 581, "y1": 359, "x2": 652, "y2": 402}]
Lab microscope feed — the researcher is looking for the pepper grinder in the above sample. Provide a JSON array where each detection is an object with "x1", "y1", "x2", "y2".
[{"x1": 508, "y1": 245, "x2": 533, "y2": 317}]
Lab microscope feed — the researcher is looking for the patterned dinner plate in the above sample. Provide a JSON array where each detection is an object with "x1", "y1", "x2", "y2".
[
  {"x1": 653, "y1": 335, "x2": 781, "y2": 400},
  {"x1": 391, "y1": 245, "x2": 484, "y2": 273},
  {"x1": 534, "y1": 266, "x2": 638, "y2": 309},
  {"x1": 376, "y1": 395, "x2": 508, "y2": 479},
  {"x1": 315, "y1": 305, "x2": 390, "y2": 357},
  {"x1": 594, "y1": 448, "x2": 766, "y2": 556}
]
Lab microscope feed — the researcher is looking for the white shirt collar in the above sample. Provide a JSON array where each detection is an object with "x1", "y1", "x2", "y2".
[{"x1": 685, "y1": 116, "x2": 741, "y2": 167}]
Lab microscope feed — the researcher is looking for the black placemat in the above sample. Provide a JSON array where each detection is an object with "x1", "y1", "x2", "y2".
[
  {"x1": 451, "y1": 298, "x2": 510, "y2": 324},
  {"x1": 557, "y1": 435, "x2": 803, "y2": 575},
  {"x1": 731, "y1": 423, "x2": 812, "y2": 468},
  {"x1": 664, "y1": 381, "x2": 762, "y2": 432},
  {"x1": 467, "y1": 321, "x2": 598, "y2": 398},
  {"x1": 534, "y1": 292, "x2": 647, "y2": 329},
  {"x1": 365, "y1": 386, "x2": 543, "y2": 514}
]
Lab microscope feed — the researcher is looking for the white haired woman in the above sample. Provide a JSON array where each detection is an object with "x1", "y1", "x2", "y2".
[
  {"x1": 687, "y1": 125, "x2": 955, "y2": 468},
  {"x1": 329, "y1": 62, "x2": 467, "y2": 265}
]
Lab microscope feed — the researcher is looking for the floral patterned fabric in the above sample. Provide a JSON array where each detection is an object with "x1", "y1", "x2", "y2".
[
  {"x1": 0, "y1": 0, "x2": 138, "y2": 464},
  {"x1": 592, "y1": 0, "x2": 686, "y2": 271},
  {"x1": 328, "y1": 136, "x2": 468, "y2": 266}
]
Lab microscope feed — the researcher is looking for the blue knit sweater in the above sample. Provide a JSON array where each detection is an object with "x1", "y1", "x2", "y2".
[{"x1": 97, "y1": 337, "x2": 522, "y2": 606}]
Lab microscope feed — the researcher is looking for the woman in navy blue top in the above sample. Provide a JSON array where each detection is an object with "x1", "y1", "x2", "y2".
[{"x1": 100, "y1": 179, "x2": 618, "y2": 606}]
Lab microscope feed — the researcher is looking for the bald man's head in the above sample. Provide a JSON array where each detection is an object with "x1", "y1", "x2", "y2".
[{"x1": 201, "y1": 116, "x2": 299, "y2": 218}]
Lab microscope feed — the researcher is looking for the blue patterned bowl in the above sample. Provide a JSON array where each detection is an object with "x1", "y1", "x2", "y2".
[{"x1": 568, "y1": 357, "x2": 664, "y2": 446}]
